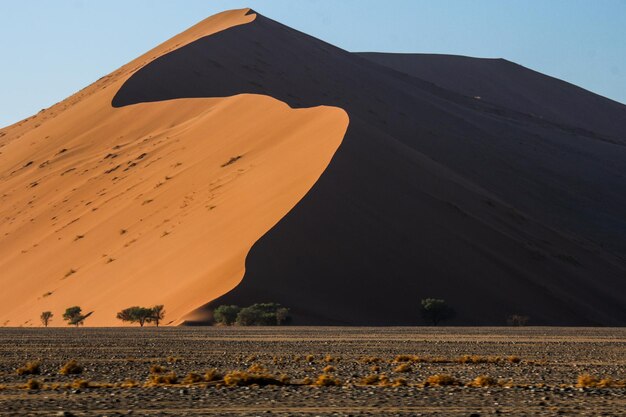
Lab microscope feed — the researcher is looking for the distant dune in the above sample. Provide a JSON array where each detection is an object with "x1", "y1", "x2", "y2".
[{"x1": 1, "y1": 8, "x2": 625, "y2": 326}]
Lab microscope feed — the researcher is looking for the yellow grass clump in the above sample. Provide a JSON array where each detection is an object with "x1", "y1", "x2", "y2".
[
  {"x1": 393, "y1": 363, "x2": 412, "y2": 373},
  {"x1": 182, "y1": 373, "x2": 204, "y2": 384},
  {"x1": 323, "y1": 365, "x2": 336, "y2": 373},
  {"x1": 59, "y1": 360, "x2": 83, "y2": 375},
  {"x1": 204, "y1": 369, "x2": 224, "y2": 382},
  {"x1": 25, "y1": 379, "x2": 43, "y2": 390},
  {"x1": 313, "y1": 374, "x2": 341, "y2": 387},
  {"x1": 223, "y1": 371, "x2": 288, "y2": 387},
  {"x1": 150, "y1": 364, "x2": 168, "y2": 374},
  {"x1": 577, "y1": 374, "x2": 626, "y2": 388},
  {"x1": 148, "y1": 372, "x2": 178, "y2": 385},
  {"x1": 468, "y1": 375, "x2": 499, "y2": 387},
  {"x1": 359, "y1": 356, "x2": 382, "y2": 364},
  {"x1": 425, "y1": 374, "x2": 460, "y2": 387},
  {"x1": 16, "y1": 361, "x2": 41, "y2": 375}
]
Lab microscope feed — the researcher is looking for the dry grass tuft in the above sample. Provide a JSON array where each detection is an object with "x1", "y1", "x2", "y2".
[
  {"x1": 359, "y1": 356, "x2": 382, "y2": 364},
  {"x1": 507, "y1": 356, "x2": 521, "y2": 364},
  {"x1": 25, "y1": 379, "x2": 43, "y2": 390},
  {"x1": 305, "y1": 354, "x2": 315, "y2": 363},
  {"x1": 425, "y1": 374, "x2": 460, "y2": 387},
  {"x1": 204, "y1": 369, "x2": 223, "y2": 382},
  {"x1": 71, "y1": 379, "x2": 91, "y2": 389},
  {"x1": 468, "y1": 375, "x2": 499, "y2": 387},
  {"x1": 119, "y1": 379, "x2": 139, "y2": 388},
  {"x1": 456, "y1": 355, "x2": 501, "y2": 364},
  {"x1": 323, "y1": 355, "x2": 339, "y2": 363},
  {"x1": 59, "y1": 360, "x2": 83, "y2": 375},
  {"x1": 223, "y1": 371, "x2": 286, "y2": 387},
  {"x1": 148, "y1": 372, "x2": 178, "y2": 385},
  {"x1": 247, "y1": 363, "x2": 267, "y2": 374},
  {"x1": 393, "y1": 354, "x2": 419, "y2": 363},
  {"x1": 577, "y1": 374, "x2": 626, "y2": 388},
  {"x1": 323, "y1": 365, "x2": 336, "y2": 373},
  {"x1": 150, "y1": 364, "x2": 167, "y2": 374},
  {"x1": 166, "y1": 356, "x2": 182, "y2": 364},
  {"x1": 393, "y1": 363, "x2": 412, "y2": 373},
  {"x1": 16, "y1": 361, "x2": 41, "y2": 375},
  {"x1": 360, "y1": 374, "x2": 389, "y2": 386},
  {"x1": 313, "y1": 374, "x2": 341, "y2": 387},
  {"x1": 182, "y1": 373, "x2": 204, "y2": 384}
]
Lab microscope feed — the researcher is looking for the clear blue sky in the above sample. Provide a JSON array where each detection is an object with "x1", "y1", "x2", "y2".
[{"x1": 1, "y1": 0, "x2": 625, "y2": 127}]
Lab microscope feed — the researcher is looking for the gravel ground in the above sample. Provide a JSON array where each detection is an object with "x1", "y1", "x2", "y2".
[{"x1": 0, "y1": 327, "x2": 624, "y2": 416}]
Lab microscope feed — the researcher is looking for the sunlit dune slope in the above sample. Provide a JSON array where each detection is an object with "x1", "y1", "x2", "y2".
[{"x1": 0, "y1": 9, "x2": 348, "y2": 326}]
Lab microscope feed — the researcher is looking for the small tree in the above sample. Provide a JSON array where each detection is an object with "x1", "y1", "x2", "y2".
[
  {"x1": 507, "y1": 314, "x2": 530, "y2": 326},
  {"x1": 40, "y1": 311, "x2": 53, "y2": 327},
  {"x1": 420, "y1": 298, "x2": 455, "y2": 326},
  {"x1": 150, "y1": 305, "x2": 165, "y2": 327},
  {"x1": 63, "y1": 306, "x2": 89, "y2": 327},
  {"x1": 213, "y1": 305, "x2": 241, "y2": 326},
  {"x1": 276, "y1": 307, "x2": 290, "y2": 325},
  {"x1": 116, "y1": 306, "x2": 153, "y2": 327}
]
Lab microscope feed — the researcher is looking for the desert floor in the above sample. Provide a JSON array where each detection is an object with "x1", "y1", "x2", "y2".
[{"x1": 0, "y1": 327, "x2": 624, "y2": 416}]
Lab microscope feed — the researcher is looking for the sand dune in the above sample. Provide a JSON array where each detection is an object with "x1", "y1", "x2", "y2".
[{"x1": 1, "y1": 8, "x2": 625, "y2": 326}]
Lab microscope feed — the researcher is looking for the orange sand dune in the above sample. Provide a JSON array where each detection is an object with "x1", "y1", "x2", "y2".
[{"x1": 0, "y1": 9, "x2": 348, "y2": 326}]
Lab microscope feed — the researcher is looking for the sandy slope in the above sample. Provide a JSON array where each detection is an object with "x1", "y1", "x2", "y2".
[{"x1": 0, "y1": 9, "x2": 348, "y2": 326}]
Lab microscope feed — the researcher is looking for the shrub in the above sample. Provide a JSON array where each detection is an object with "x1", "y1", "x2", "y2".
[
  {"x1": 213, "y1": 305, "x2": 241, "y2": 325},
  {"x1": 60, "y1": 360, "x2": 83, "y2": 375},
  {"x1": 40, "y1": 311, "x2": 53, "y2": 327},
  {"x1": 16, "y1": 361, "x2": 41, "y2": 375},
  {"x1": 507, "y1": 314, "x2": 530, "y2": 326},
  {"x1": 235, "y1": 303, "x2": 291, "y2": 326},
  {"x1": 420, "y1": 298, "x2": 455, "y2": 325}
]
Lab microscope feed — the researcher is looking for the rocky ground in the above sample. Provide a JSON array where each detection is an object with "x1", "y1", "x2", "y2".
[{"x1": 0, "y1": 327, "x2": 624, "y2": 416}]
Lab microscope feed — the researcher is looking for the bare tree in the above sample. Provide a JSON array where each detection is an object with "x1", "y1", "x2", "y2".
[{"x1": 40, "y1": 311, "x2": 53, "y2": 327}]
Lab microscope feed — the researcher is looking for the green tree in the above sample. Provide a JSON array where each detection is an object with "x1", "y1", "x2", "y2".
[
  {"x1": 420, "y1": 298, "x2": 455, "y2": 325},
  {"x1": 116, "y1": 306, "x2": 153, "y2": 326},
  {"x1": 63, "y1": 306, "x2": 90, "y2": 327},
  {"x1": 40, "y1": 311, "x2": 53, "y2": 327},
  {"x1": 150, "y1": 305, "x2": 166, "y2": 327},
  {"x1": 213, "y1": 305, "x2": 241, "y2": 325},
  {"x1": 236, "y1": 303, "x2": 290, "y2": 326}
]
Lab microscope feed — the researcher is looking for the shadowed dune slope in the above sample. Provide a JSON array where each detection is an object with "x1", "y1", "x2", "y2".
[
  {"x1": 0, "y1": 9, "x2": 348, "y2": 327},
  {"x1": 114, "y1": 12, "x2": 626, "y2": 325},
  {"x1": 358, "y1": 53, "x2": 626, "y2": 141}
]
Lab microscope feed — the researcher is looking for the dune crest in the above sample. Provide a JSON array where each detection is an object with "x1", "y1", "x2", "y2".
[{"x1": 0, "y1": 9, "x2": 348, "y2": 326}]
